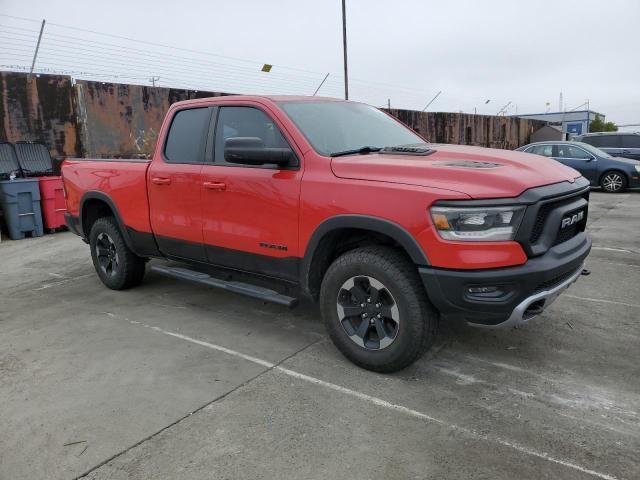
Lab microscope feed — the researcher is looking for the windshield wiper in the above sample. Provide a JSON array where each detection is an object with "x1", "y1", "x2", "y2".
[{"x1": 330, "y1": 146, "x2": 382, "y2": 157}]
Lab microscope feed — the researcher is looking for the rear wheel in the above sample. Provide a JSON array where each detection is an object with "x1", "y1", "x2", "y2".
[
  {"x1": 320, "y1": 246, "x2": 437, "y2": 373},
  {"x1": 89, "y1": 217, "x2": 146, "y2": 290},
  {"x1": 600, "y1": 170, "x2": 627, "y2": 193}
]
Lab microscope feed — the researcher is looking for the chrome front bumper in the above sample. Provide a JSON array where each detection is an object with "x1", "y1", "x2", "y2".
[{"x1": 471, "y1": 263, "x2": 585, "y2": 329}]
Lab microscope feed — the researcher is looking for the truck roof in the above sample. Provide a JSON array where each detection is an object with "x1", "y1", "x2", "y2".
[{"x1": 170, "y1": 95, "x2": 346, "y2": 109}]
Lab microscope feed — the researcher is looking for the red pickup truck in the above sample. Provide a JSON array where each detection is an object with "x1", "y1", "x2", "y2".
[{"x1": 62, "y1": 96, "x2": 591, "y2": 372}]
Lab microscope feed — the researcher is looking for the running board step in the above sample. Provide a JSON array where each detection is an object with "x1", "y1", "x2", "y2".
[{"x1": 151, "y1": 265, "x2": 298, "y2": 308}]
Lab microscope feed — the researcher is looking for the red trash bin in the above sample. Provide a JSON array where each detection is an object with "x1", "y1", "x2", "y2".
[{"x1": 38, "y1": 176, "x2": 66, "y2": 230}]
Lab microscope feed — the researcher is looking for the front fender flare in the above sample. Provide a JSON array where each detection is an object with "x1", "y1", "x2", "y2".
[{"x1": 300, "y1": 214, "x2": 430, "y2": 295}]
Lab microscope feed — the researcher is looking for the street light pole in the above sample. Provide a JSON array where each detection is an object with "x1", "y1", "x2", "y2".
[{"x1": 341, "y1": 0, "x2": 349, "y2": 100}]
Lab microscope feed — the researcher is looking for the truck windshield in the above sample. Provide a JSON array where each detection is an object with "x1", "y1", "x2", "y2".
[{"x1": 279, "y1": 101, "x2": 426, "y2": 156}]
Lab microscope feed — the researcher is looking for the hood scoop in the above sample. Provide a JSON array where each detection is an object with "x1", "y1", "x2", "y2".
[
  {"x1": 380, "y1": 146, "x2": 435, "y2": 156},
  {"x1": 435, "y1": 160, "x2": 502, "y2": 169}
]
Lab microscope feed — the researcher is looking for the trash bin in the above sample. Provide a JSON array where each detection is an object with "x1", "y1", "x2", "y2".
[
  {"x1": 0, "y1": 179, "x2": 44, "y2": 239},
  {"x1": 38, "y1": 176, "x2": 66, "y2": 230},
  {"x1": 14, "y1": 142, "x2": 54, "y2": 177},
  {"x1": 0, "y1": 143, "x2": 22, "y2": 179},
  {"x1": 0, "y1": 143, "x2": 44, "y2": 239},
  {"x1": 13, "y1": 142, "x2": 65, "y2": 231}
]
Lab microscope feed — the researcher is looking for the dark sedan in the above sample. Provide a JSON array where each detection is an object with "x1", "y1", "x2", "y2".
[{"x1": 516, "y1": 141, "x2": 640, "y2": 193}]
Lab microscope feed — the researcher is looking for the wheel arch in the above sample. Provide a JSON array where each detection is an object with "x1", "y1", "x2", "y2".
[
  {"x1": 599, "y1": 168, "x2": 629, "y2": 191},
  {"x1": 301, "y1": 215, "x2": 429, "y2": 300},
  {"x1": 80, "y1": 191, "x2": 138, "y2": 254}
]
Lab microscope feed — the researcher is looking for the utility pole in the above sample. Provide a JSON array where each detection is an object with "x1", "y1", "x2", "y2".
[
  {"x1": 28, "y1": 20, "x2": 46, "y2": 81},
  {"x1": 559, "y1": 91, "x2": 563, "y2": 111},
  {"x1": 150, "y1": 76, "x2": 160, "y2": 87},
  {"x1": 387, "y1": 98, "x2": 391, "y2": 110},
  {"x1": 341, "y1": 0, "x2": 349, "y2": 100}
]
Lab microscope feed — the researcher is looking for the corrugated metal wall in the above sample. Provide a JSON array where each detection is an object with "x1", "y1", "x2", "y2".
[
  {"x1": 386, "y1": 109, "x2": 545, "y2": 150},
  {"x1": 0, "y1": 72, "x2": 544, "y2": 158},
  {"x1": 75, "y1": 80, "x2": 229, "y2": 157},
  {"x1": 0, "y1": 72, "x2": 81, "y2": 158}
]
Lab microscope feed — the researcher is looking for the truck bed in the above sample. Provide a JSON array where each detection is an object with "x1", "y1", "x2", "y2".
[{"x1": 62, "y1": 158, "x2": 152, "y2": 236}]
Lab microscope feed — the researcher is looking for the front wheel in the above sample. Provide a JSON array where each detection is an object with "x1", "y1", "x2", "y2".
[
  {"x1": 319, "y1": 246, "x2": 437, "y2": 373},
  {"x1": 89, "y1": 216, "x2": 146, "y2": 290},
  {"x1": 600, "y1": 170, "x2": 627, "y2": 193}
]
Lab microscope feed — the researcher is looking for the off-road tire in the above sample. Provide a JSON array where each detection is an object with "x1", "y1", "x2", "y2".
[
  {"x1": 89, "y1": 216, "x2": 146, "y2": 290},
  {"x1": 320, "y1": 246, "x2": 437, "y2": 373}
]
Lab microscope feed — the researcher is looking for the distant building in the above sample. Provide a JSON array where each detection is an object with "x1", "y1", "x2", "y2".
[
  {"x1": 529, "y1": 124, "x2": 565, "y2": 143},
  {"x1": 516, "y1": 110, "x2": 604, "y2": 137}
]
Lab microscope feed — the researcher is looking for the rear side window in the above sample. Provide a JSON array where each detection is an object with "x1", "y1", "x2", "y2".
[
  {"x1": 621, "y1": 135, "x2": 640, "y2": 148},
  {"x1": 583, "y1": 135, "x2": 619, "y2": 148},
  {"x1": 164, "y1": 108, "x2": 211, "y2": 163},
  {"x1": 214, "y1": 106, "x2": 289, "y2": 165},
  {"x1": 530, "y1": 145, "x2": 553, "y2": 157}
]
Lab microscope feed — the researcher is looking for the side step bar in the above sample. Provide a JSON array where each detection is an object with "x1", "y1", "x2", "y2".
[{"x1": 151, "y1": 265, "x2": 298, "y2": 308}]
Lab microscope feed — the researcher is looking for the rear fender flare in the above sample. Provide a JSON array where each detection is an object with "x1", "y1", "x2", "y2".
[{"x1": 79, "y1": 191, "x2": 138, "y2": 254}]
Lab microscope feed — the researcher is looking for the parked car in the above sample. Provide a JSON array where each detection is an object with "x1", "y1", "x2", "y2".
[
  {"x1": 516, "y1": 141, "x2": 640, "y2": 192},
  {"x1": 574, "y1": 132, "x2": 640, "y2": 161},
  {"x1": 62, "y1": 96, "x2": 591, "y2": 372}
]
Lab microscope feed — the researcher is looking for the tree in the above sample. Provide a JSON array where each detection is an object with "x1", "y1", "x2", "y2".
[{"x1": 590, "y1": 115, "x2": 618, "y2": 132}]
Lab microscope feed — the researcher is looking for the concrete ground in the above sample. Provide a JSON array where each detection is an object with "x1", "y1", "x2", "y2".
[{"x1": 0, "y1": 191, "x2": 638, "y2": 480}]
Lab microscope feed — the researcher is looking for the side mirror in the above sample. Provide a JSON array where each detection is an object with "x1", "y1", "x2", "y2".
[
  {"x1": 224, "y1": 137, "x2": 293, "y2": 167},
  {"x1": 586, "y1": 156, "x2": 596, "y2": 162}
]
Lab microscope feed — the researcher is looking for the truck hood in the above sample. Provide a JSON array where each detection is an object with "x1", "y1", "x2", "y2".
[{"x1": 330, "y1": 144, "x2": 581, "y2": 199}]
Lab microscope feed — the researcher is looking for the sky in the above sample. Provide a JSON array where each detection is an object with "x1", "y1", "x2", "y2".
[{"x1": 1, "y1": 0, "x2": 639, "y2": 125}]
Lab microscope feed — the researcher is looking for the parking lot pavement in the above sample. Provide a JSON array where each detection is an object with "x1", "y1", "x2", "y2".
[{"x1": 1, "y1": 191, "x2": 639, "y2": 480}]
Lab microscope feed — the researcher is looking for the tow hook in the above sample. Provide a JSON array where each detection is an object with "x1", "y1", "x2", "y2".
[{"x1": 581, "y1": 268, "x2": 591, "y2": 276}]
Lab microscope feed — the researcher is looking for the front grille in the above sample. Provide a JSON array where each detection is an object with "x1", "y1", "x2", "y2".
[
  {"x1": 529, "y1": 191, "x2": 589, "y2": 245},
  {"x1": 529, "y1": 202, "x2": 555, "y2": 243},
  {"x1": 554, "y1": 209, "x2": 587, "y2": 245},
  {"x1": 533, "y1": 266, "x2": 580, "y2": 293}
]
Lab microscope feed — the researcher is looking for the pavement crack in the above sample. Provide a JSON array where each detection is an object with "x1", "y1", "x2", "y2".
[
  {"x1": 73, "y1": 327, "x2": 322, "y2": 480},
  {"x1": 587, "y1": 195, "x2": 629, "y2": 228}
]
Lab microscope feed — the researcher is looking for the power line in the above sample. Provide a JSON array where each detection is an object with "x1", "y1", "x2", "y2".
[
  {"x1": 1, "y1": 42, "x2": 424, "y2": 105},
  {"x1": 0, "y1": 14, "x2": 443, "y2": 110},
  {"x1": 0, "y1": 14, "x2": 439, "y2": 101},
  {"x1": 0, "y1": 31, "x2": 327, "y2": 88},
  {"x1": 0, "y1": 39, "x2": 342, "y2": 96},
  {"x1": 0, "y1": 13, "x2": 326, "y2": 76}
]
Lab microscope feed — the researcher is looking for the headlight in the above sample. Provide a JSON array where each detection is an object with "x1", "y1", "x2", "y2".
[
  {"x1": 430, "y1": 205, "x2": 525, "y2": 241},
  {"x1": 634, "y1": 165, "x2": 640, "y2": 173}
]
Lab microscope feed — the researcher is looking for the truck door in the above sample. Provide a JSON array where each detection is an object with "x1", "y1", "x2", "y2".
[
  {"x1": 200, "y1": 105, "x2": 303, "y2": 281},
  {"x1": 147, "y1": 106, "x2": 212, "y2": 261}
]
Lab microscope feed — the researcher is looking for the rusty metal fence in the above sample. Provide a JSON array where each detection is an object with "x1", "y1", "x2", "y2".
[{"x1": 1, "y1": 71, "x2": 544, "y2": 159}]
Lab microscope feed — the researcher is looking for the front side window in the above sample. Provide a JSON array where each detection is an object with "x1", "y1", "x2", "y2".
[
  {"x1": 164, "y1": 108, "x2": 211, "y2": 163},
  {"x1": 564, "y1": 146, "x2": 592, "y2": 159},
  {"x1": 280, "y1": 101, "x2": 425, "y2": 156},
  {"x1": 576, "y1": 142, "x2": 611, "y2": 159},
  {"x1": 214, "y1": 106, "x2": 289, "y2": 164}
]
